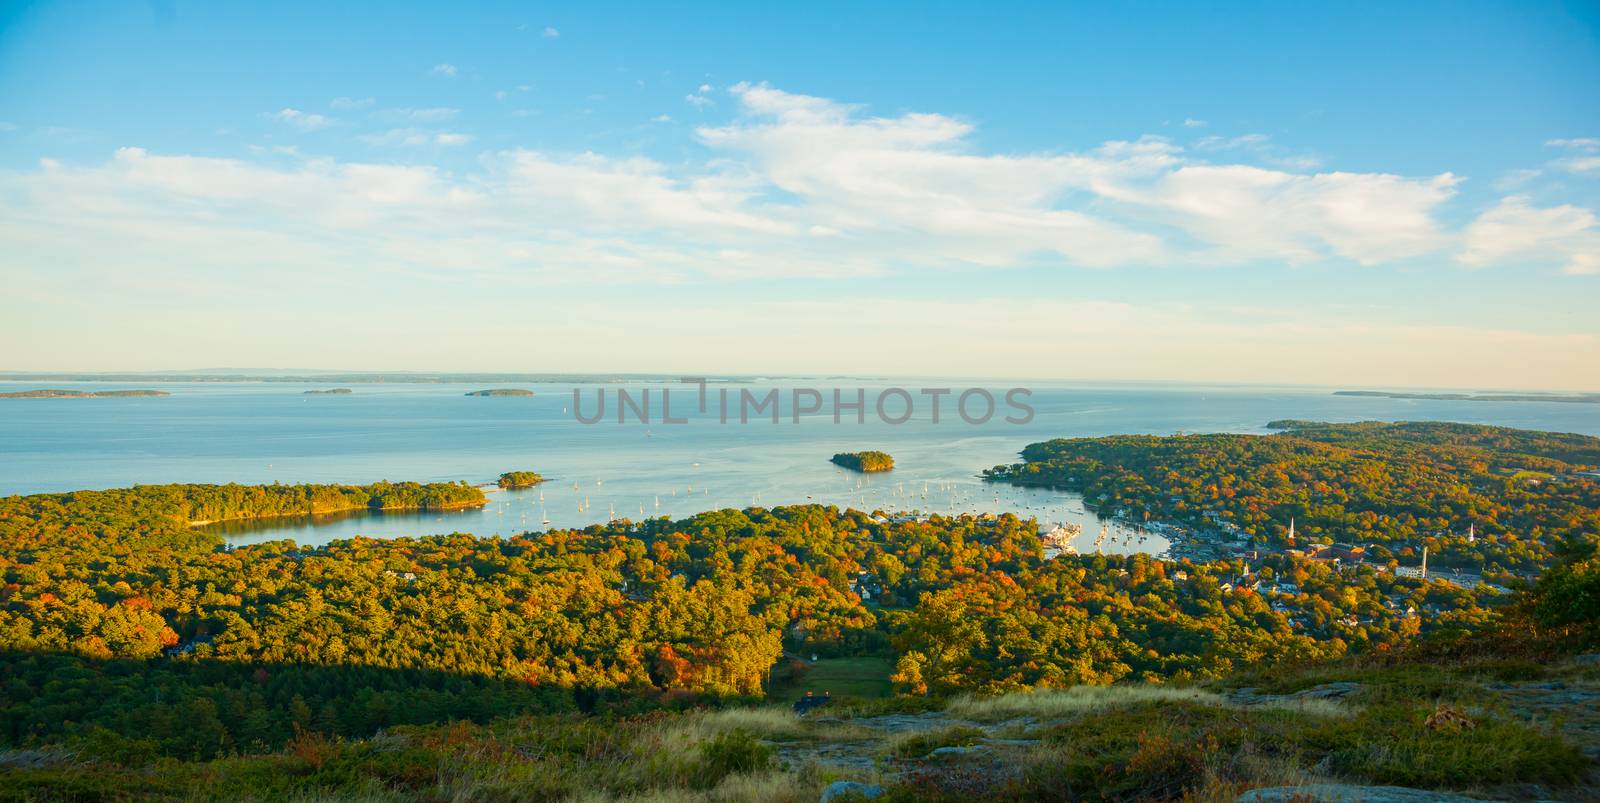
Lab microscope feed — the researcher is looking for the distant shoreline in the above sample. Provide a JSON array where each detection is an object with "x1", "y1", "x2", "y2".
[
  {"x1": 0, "y1": 389, "x2": 170, "y2": 399},
  {"x1": 1336, "y1": 390, "x2": 1600, "y2": 404}
]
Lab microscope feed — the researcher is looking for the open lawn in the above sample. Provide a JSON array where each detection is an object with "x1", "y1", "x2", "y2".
[{"x1": 768, "y1": 657, "x2": 895, "y2": 703}]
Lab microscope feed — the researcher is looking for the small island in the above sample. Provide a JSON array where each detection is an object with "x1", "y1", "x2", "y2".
[
  {"x1": 465, "y1": 389, "x2": 535, "y2": 397},
  {"x1": 303, "y1": 388, "x2": 353, "y2": 395},
  {"x1": 1334, "y1": 390, "x2": 1600, "y2": 404},
  {"x1": 831, "y1": 451, "x2": 894, "y2": 472},
  {"x1": 0, "y1": 389, "x2": 170, "y2": 399},
  {"x1": 497, "y1": 471, "x2": 545, "y2": 489}
]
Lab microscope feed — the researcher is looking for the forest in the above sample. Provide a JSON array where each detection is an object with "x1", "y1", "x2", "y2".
[
  {"x1": 986, "y1": 421, "x2": 1600, "y2": 580},
  {"x1": 0, "y1": 421, "x2": 1594, "y2": 798}
]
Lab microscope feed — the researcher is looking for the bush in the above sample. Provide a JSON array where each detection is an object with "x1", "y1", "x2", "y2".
[
  {"x1": 1532, "y1": 557, "x2": 1600, "y2": 644},
  {"x1": 693, "y1": 729, "x2": 775, "y2": 788},
  {"x1": 891, "y1": 725, "x2": 986, "y2": 758}
]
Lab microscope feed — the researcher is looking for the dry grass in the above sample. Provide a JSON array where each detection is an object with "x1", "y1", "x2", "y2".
[
  {"x1": 560, "y1": 769, "x2": 818, "y2": 803},
  {"x1": 946, "y1": 684, "x2": 1222, "y2": 721},
  {"x1": 946, "y1": 684, "x2": 1352, "y2": 723},
  {"x1": 660, "y1": 707, "x2": 809, "y2": 742}
]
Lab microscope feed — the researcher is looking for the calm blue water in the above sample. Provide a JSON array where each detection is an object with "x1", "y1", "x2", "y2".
[{"x1": 4, "y1": 380, "x2": 1596, "y2": 550}]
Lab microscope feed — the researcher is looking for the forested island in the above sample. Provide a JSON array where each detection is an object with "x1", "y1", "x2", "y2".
[
  {"x1": 161, "y1": 480, "x2": 484, "y2": 525},
  {"x1": 0, "y1": 388, "x2": 169, "y2": 398},
  {"x1": 466, "y1": 388, "x2": 536, "y2": 397},
  {"x1": 302, "y1": 388, "x2": 353, "y2": 395},
  {"x1": 831, "y1": 450, "x2": 895, "y2": 472},
  {"x1": 497, "y1": 470, "x2": 544, "y2": 489},
  {"x1": 1, "y1": 423, "x2": 1596, "y2": 798},
  {"x1": 1336, "y1": 390, "x2": 1600, "y2": 404}
]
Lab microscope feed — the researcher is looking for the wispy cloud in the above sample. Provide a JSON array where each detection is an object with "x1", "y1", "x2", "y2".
[
  {"x1": 542, "y1": 26, "x2": 559, "y2": 38},
  {"x1": 266, "y1": 108, "x2": 333, "y2": 130},
  {"x1": 7, "y1": 83, "x2": 1585, "y2": 293},
  {"x1": 1183, "y1": 118, "x2": 1206, "y2": 128},
  {"x1": 685, "y1": 84, "x2": 715, "y2": 108},
  {"x1": 1544, "y1": 137, "x2": 1600, "y2": 176},
  {"x1": 379, "y1": 106, "x2": 459, "y2": 122},
  {"x1": 360, "y1": 128, "x2": 472, "y2": 147},
  {"x1": 330, "y1": 97, "x2": 375, "y2": 111},
  {"x1": 431, "y1": 63, "x2": 458, "y2": 77}
]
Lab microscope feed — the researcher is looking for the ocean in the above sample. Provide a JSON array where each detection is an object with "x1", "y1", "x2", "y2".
[{"x1": 4, "y1": 379, "x2": 1596, "y2": 551}]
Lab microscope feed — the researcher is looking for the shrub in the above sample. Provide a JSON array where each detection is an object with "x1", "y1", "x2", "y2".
[
  {"x1": 890, "y1": 726, "x2": 986, "y2": 758},
  {"x1": 693, "y1": 729, "x2": 775, "y2": 788}
]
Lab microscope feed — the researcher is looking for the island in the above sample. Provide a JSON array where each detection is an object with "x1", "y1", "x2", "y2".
[
  {"x1": 465, "y1": 388, "x2": 536, "y2": 397},
  {"x1": 497, "y1": 471, "x2": 544, "y2": 489},
  {"x1": 303, "y1": 388, "x2": 353, "y2": 395},
  {"x1": 0, "y1": 388, "x2": 170, "y2": 399},
  {"x1": 831, "y1": 450, "x2": 894, "y2": 472},
  {"x1": 1334, "y1": 390, "x2": 1600, "y2": 404}
]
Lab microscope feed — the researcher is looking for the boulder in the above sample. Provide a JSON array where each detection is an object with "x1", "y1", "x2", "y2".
[{"x1": 820, "y1": 780, "x2": 885, "y2": 802}]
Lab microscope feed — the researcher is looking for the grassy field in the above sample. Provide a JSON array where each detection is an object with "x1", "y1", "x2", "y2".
[{"x1": 768, "y1": 656, "x2": 895, "y2": 703}]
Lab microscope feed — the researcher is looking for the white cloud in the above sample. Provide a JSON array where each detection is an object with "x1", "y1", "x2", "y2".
[
  {"x1": 653, "y1": 114, "x2": 672, "y2": 123},
  {"x1": 686, "y1": 94, "x2": 713, "y2": 109},
  {"x1": 1183, "y1": 118, "x2": 1206, "y2": 128},
  {"x1": 1195, "y1": 133, "x2": 1268, "y2": 150},
  {"x1": 0, "y1": 83, "x2": 1577, "y2": 298},
  {"x1": 1544, "y1": 138, "x2": 1600, "y2": 176},
  {"x1": 360, "y1": 128, "x2": 472, "y2": 147},
  {"x1": 1547, "y1": 137, "x2": 1600, "y2": 151},
  {"x1": 1461, "y1": 195, "x2": 1600, "y2": 275},
  {"x1": 330, "y1": 97, "x2": 375, "y2": 111},
  {"x1": 381, "y1": 106, "x2": 459, "y2": 122},
  {"x1": 1493, "y1": 168, "x2": 1543, "y2": 191},
  {"x1": 1552, "y1": 156, "x2": 1600, "y2": 176},
  {"x1": 266, "y1": 108, "x2": 333, "y2": 131},
  {"x1": 0, "y1": 121, "x2": 18, "y2": 132},
  {"x1": 431, "y1": 63, "x2": 458, "y2": 77},
  {"x1": 543, "y1": 26, "x2": 559, "y2": 38}
]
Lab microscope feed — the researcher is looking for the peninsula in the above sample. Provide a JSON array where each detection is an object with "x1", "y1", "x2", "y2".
[
  {"x1": 1335, "y1": 390, "x2": 1600, "y2": 404},
  {"x1": 0, "y1": 388, "x2": 169, "y2": 399}
]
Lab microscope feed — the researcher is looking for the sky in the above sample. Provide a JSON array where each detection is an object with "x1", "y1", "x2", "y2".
[{"x1": 1, "y1": 1, "x2": 1598, "y2": 390}]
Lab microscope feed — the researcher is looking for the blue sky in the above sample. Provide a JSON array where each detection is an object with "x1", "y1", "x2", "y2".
[{"x1": 1, "y1": 1, "x2": 1598, "y2": 388}]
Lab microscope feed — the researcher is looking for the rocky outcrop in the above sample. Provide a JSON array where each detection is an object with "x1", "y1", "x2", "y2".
[{"x1": 1237, "y1": 785, "x2": 1484, "y2": 802}]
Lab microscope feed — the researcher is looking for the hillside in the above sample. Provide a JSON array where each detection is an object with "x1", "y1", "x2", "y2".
[
  {"x1": 0, "y1": 421, "x2": 1595, "y2": 799},
  {"x1": 1, "y1": 628, "x2": 1593, "y2": 800}
]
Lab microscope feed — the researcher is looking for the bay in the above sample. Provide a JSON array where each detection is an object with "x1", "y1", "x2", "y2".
[{"x1": 3, "y1": 379, "x2": 1595, "y2": 551}]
